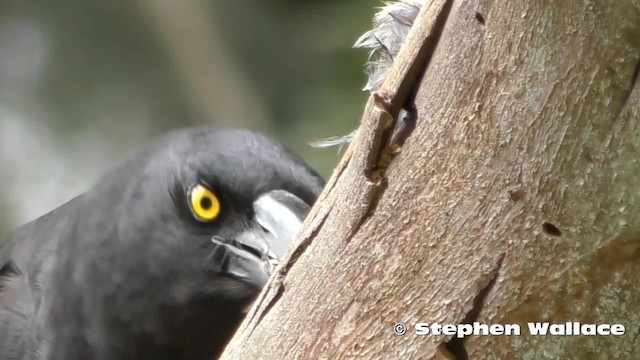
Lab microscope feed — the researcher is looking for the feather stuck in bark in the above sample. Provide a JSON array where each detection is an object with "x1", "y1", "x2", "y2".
[{"x1": 310, "y1": 0, "x2": 424, "y2": 149}]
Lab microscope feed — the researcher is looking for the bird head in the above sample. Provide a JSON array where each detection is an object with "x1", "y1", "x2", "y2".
[{"x1": 46, "y1": 127, "x2": 324, "y2": 359}]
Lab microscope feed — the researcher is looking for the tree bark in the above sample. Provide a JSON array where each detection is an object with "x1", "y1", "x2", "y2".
[{"x1": 221, "y1": 0, "x2": 640, "y2": 358}]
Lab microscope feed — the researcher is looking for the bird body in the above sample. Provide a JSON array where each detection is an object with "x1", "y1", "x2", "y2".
[{"x1": 0, "y1": 127, "x2": 324, "y2": 360}]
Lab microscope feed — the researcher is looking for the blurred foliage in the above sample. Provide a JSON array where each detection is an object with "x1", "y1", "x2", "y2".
[{"x1": 0, "y1": 0, "x2": 377, "y2": 240}]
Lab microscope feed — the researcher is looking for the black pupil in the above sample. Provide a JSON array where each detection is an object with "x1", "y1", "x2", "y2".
[{"x1": 200, "y1": 197, "x2": 213, "y2": 210}]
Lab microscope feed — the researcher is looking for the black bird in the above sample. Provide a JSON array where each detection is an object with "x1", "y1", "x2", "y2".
[{"x1": 0, "y1": 127, "x2": 324, "y2": 360}]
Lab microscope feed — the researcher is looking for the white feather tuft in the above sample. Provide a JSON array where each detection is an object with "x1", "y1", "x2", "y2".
[
  {"x1": 354, "y1": 0, "x2": 424, "y2": 92},
  {"x1": 310, "y1": 0, "x2": 424, "y2": 149}
]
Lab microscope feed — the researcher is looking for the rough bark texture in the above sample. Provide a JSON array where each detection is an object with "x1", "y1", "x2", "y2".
[{"x1": 221, "y1": 0, "x2": 640, "y2": 359}]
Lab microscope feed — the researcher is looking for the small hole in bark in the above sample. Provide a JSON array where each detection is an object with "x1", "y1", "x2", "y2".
[
  {"x1": 508, "y1": 189, "x2": 525, "y2": 202},
  {"x1": 543, "y1": 222, "x2": 561, "y2": 237},
  {"x1": 475, "y1": 12, "x2": 485, "y2": 24}
]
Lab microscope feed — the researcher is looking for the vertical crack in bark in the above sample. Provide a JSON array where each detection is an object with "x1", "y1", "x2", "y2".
[
  {"x1": 622, "y1": 57, "x2": 640, "y2": 107},
  {"x1": 373, "y1": 0, "x2": 455, "y2": 174},
  {"x1": 244, "y1": 283, "x2": 286, "y2": 341},
  {"x1": 283, "y1": 207, "x2": 332, "y2": 274},
  {"x1": 389, "y1": 104, "x2": 418, "y2": 151},
  {"x1": 346, "y1": 0, "x2": 455, "y2": 244},
  {"x1": 345, "y1": 177, "x2": 388, "y2": 244},
  {"x1": 444, "y1": 254, "x2": 506, "y2": 360},
  {"x1": 632, "y1": 57, "x2": 640, "y2": 88}
]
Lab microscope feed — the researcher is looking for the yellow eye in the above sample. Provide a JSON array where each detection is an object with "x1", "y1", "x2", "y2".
[{"x1": 189, "y1": 184, "x2": 221, "y2": 222}]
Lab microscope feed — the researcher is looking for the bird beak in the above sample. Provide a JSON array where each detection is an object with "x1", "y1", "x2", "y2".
[
  {"x1": 252, "y1": 189, "x2": 310, "y2": 261},
  {"x1": 213, "y1": 190, "x2": 310, "y2": 288}
]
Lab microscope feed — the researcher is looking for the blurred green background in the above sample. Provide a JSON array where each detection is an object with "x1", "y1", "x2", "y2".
[{"x1": 0, "y1": 0, "x2": 378, "y2": 239}]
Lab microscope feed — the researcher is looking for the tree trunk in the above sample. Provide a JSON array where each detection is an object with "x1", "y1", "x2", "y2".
[{"x1": 221, "y1": 0, "x2": 640, "y2": 358}]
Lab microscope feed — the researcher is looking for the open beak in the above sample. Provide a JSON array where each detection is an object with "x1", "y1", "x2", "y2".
[{"x1": 212, "y1": 190, "x2": 310, "y2": 288}]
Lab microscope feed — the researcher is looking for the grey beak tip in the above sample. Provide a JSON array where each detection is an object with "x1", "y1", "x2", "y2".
[{"x1": 253, "y1": 190, "x2": 311, "y2": 259}]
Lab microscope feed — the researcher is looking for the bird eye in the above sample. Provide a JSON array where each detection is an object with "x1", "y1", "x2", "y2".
[{"x1": 189, "y1": 184, "x2": 221, "y2": 222}]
